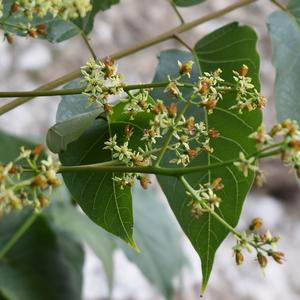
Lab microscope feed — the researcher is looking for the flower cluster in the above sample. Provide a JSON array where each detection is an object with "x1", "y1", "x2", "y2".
[
  {"x1": 0, "y1": 145, "x2": 60, "y2": 215},
  {"x1": 123, "y1": 90, "x2": 153, "y2": 120},
  {"x1": 233, "y1": 218, "x2": 284, "y2": 268},
  {"x1": 9, "y1": 0, "x2": 92, "y2": 20},
  {"x1": 194, "y1": 68, "x2": 227, "y2": 114},
  {"x1": 186, "y1": 178, "x2": 224, "y2": 218},
  {"x1": 163, "y1": 63, "x2": 267, "y2": 115},
  {"x1": 81, "y1": 57, "x2": 123, "y2": 111},
  {"x1": 230, "y1": 65, "x2": 267, "y2": 113},
  {"x1": 248, "y1": 119, "x2": 300, "y2": 179}
]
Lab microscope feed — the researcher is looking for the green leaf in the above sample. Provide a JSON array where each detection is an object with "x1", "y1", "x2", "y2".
[
  {"x1": 46, "y1": 109, "x2": 102, "y2": 153},
  {"x1": 0, "y1": 131, "x2": 35, "y2": 162},
  {"x1": 46, "y1": 195, "x2": 116, "y2": 292},
  {"x1": 0, "y1": 212, "x2": 84, "y2": 300},
  {"x1": 59, "y1": 118, "x2": 137, "y2": 248},
  {"x1": 55, "y1": 92, "x2": 152, "y2": 249},
  {"x1": 56, "y1": 80, "x2": 97, "y2": 122},
  {"x1": 151, "y1": 22, "x2": 262, "y2": 292},
  {"x1": 267, "y1": 3, "x2": 300, "y2": 122},
  {"x1": 120, "y1": 186, "x2": 187, "y2": 300},
  {"x1": 174, "y1": 0, "x2": 205, "y2": 7},
  {"x1": 0, "y1": 0, "x2": 120, "y2": 43},
  {"x1": 74, "y1": 0, "x2": 120, "y2": 34}
]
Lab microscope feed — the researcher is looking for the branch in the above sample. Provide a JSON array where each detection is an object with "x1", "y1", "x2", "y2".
[
  {"x1": 0, "y1": 81, "x2": 194, "y2": 98},
  {"x1": 270, "y1": 0, "x2": 287, "y2": 11},
  {"x1": 58, "y1": 143, "x2": 283, "y2": 176},
  {"x1": 0, "y1": 0, "x2": 256, "y2": 116}
]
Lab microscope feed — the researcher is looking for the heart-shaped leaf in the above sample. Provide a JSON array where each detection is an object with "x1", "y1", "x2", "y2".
[
  {"x1": 267, "y1": 1, "x2": 300, "y2": 122},
  {"x1": 151, "y1": 22, "x2": 262, "y2": 292},
  {"x1": 54, "y1": 87, "x2": 154, "y2": 249}
]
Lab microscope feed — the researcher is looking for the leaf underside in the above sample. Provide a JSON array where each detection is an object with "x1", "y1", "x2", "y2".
[{"x1": 268, "y1": 1, "x2": 300, "y2": 123}]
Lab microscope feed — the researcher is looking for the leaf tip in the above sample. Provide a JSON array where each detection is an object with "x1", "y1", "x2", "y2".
[
  {"x1": 128, "y1": 239, "x2": 140, "y2": 253},
  {"x1": 200, "y1": 281, "x2": 208, "y2": 297}
]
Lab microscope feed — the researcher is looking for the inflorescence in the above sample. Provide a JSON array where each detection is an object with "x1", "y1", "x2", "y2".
[
  {"x1": 79, "y1": 58, "x2": 267, "y2": 190},
  {"x1": 0, "y1": 0, "x2": 92, "y2": 42},
  {"x1": 0, "y1": 145, "x2": 60, "y2": 215},
  {"x1": 234, "y1": 118, "x2": 300, "y2": 185},
  {"x1": 7, "y1": 0, "x2": 92, "y2": 20},
  {"x1": 233, "y1": 218, "x2": 284, "y2": 269}
]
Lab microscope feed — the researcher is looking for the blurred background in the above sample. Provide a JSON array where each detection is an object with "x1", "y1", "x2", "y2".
[{"x1": 0, "y1": 0, "x2": 299, "y2": 299}]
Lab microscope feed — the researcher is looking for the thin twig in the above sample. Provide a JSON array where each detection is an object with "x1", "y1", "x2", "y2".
[
  {"x1": 173, "y1": 34, "x2": 193, "y2": 52},
  {"x1": 81, "y1": 31, "x2": 98, "y2": 60},
  {"x1": 168, "y1": 0, "x2": 185, "y2": 24}
]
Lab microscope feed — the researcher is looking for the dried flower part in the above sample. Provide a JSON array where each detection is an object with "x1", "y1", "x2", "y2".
[
  {"x1": 139, "y1": 175, "x2": 151, "y2": 190},
  {"x1": 249, "y1": 217, "x2": 263, "y2": 231},
  {"x1": 178, "y1": 60, "x2": 194, "y2": 77},
  {"x1": 165, "y1": 81, "x2": 181, "y2": 96},
  {"x1": 0, "y1": 146, "x2": 60, "y2": 214},
  {"x1": 208, "y1": 128, "x2": 220, "y2": 139}
]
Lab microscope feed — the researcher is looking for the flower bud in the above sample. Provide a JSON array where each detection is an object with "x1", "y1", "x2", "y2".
[
  {"x1": 104, "y1": 103, "x2": 113, "y2": 114},
  {"x1": 239, "y1": 64, "x2": 249, "y2": 77},
  {"x1": 270, "y1": 123, "x2": 282, "y2": 137},
  {"x1": 139, "y1": 175, "x2": 151, "y2": 190},
  {"x1": 211, "y1": 177, "x2": 223, "y2": 190},
  {"x1": 270, "y1": 251, "x2": 285, "y2": 264},
  {"x1": 208, "y1": 128, "x2": 220, "y2": 139},
  {"x1": 198, "y1": 79, "x2": 210, "y2": 95},
  {"x1": 4, "y1": 33, "x2": 14, "y2": 45},
  {"x1": 168, "y1": 103, "x2": 177, "y2": 118},
  {"x1": 32, "y1": 144, "x2": 44, "y2": 157},
  {"x1": 201, "y1": 97, "x2": 217, "y2": 111},
  {"x1": 124, "y1": 125, "x2": 133, "y2": 139},
  {"x1": 185, "y1": 117, "x2": 195, "y2": 133},
  {"x1": 10, "y1": 2, "x2": 19, "y2": 13},
  {"x1": 38, "y1": 195, "x2": 49, "y2": 208},
  {"x1": 257, "y1": 252, "x2": 268, "y2": 268},
  {"x1": 31, "y1": 175, "x2": 47, "y2": 188},
  {"x1": 235, "y1": 250, "x2": 244, "y2": 265},
  {"x1": 187, "y1": 149, "x2": 198, "y2": 158}
]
